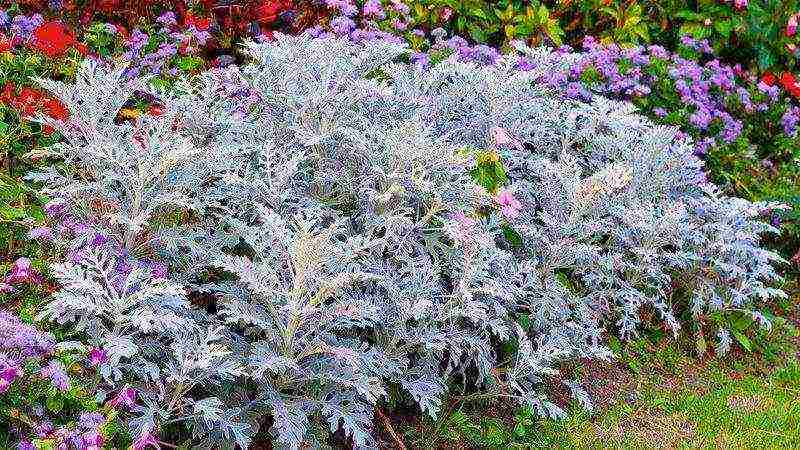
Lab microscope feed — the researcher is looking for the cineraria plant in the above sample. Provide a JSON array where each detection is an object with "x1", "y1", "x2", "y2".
[{"x1": 26, "y1": 34, "x2": 785, "y2": 448}]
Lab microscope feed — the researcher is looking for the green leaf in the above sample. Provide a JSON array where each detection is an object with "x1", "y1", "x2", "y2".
[
  {"x1": 502, "y1": 224, "x2": 523, "y2": 248},
  {"x1": 732, "y1": 330, "x2": 753, "y2": 352},
  {"x1": 46, "y1": 394, "x2": 64, "y2": 413},
  {"x1": 176, "y1": 56, "x2": 203, "y2": 72},
  {"x1": 696, "y1": 334, "x2": 707, "y2": 355},
  {"x1": 714, "y1": 19, "x2": 732, "y2": 39},
  {"x1": 0, "y1": 205, "x2": 26, "y2": 220}
]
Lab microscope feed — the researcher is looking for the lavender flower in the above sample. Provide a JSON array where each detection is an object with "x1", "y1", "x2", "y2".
[
  {"x1": 44, "y1": 198, "x2": 66, "y2": 217},
  {"x1": 0, "y1": 311, "x2": 55, "y2": 357},
  {"x1": 41, "y1": 360, "x2": 69, "y2": 391},
  {"x1": 157, "y1": 11, "x2": 177, "y2": 27},
  {"x1": 782, "y1": 106, "x2": 800, "y2": 136},
  {"x1": 410, "y1": 52, "x2": 430, "y2": 69},
  {"x1": 330, "y1": 16, "x2": 355, "y2": 35},
  {"x1": 362, "y1": 0, "x2": 384, "y2": 19},
  {"x1": 29, "y1": 226, "x2": 53, "y2": 241}
]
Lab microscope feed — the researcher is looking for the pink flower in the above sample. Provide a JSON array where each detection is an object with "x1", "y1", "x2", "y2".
[
  {"x1": 108, "y1": 386, "x2": 137, "y2": 409},
  {"x1": 440, "y1": 7, "x2": 453, "y2": 21},
  {"x1": 391, "y1": 18, "x2": 408, "y2": 31},
  {"x1": 452, "y1": 211, "x2": 476, "y2": 229},
  {"x1": 82, "y1": 431, "x2": 104, "y2": 450},
  {"x1": 496, "y1": 189, "x2": 522, "y2": 220},
  {"x1": 490, "y1": 126, "x2": 523, "y2": 150},
  {"x1": 0, "y1": 366, "x2": 19, "y2": 393},
  {"x1": 88, "y1": 347, "x2": 108, "y2": 366},
  {"x1": 733, "y1": 0, "x2": 747, "y2": 9},
  {"x1": 788, "y1": 14, "x2": 799, "y2": 37},
  {"x1": 5, "y1": 258, "x2": 42, "y2": 285}
]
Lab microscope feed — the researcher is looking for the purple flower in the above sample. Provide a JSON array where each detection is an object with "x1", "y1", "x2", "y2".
[
  {"x1": 44, "y1": 198, "x2": 66, "y2": 217},
  {"x1": 330, "y1": 16, "x2": 355, "y2": 35},
  {"x1": 88, "y1": 347, "x2": 108, "y2": 366},
  {"x1": 82, "y1": 431, "x2": 104, "y2": 450},
  {"x1": 6, "y1": 258, "x2": 42, "y2": 285},
  {"x1": 391, "y1": 18, "x2": 408, "y2": 32},
  {"x1": 390, "y1": 0, "x2": 410, "y2": 14},
  {"x1": 41, "y1": 360, "x2": 69, "y2": 391},
  {"x1": 653, "y1": 107, "x2": 667, "y2": 118},
  {"x1": 0, "y1": 10, "x2": 10, "y2": 29},
  {"x1": 362, "y1": 0, "x2": 384, "y2": 18},
  {"x1": 91, "y1": 233, "x2": 109, "y2": 247},
  {"x1": 0, "y1": 311, "x2": 56, "y2": 357},
  {"x1": 516, "y1": 58, "x2": 536, "y2": 71},
  {"x1": 128, "y1": 29, "x2": 149, "y2": 53},
  {"x1": 11, "y1": 14, "x2": 43, "y2": 40},
  {"x1": 68, "y1": 248, "x2": 86, "y2": 264},
  {"x1": 157, "y1": 11, "x2": 177, "y2": 27},
  {"x1": 109, "y1": 387, "x2": 137, "y2": 409},
  {"x1": 150, "y1": 262, "x2": 167, "y2": 279},
  {"x1": 410, "y1": 52, "x2": 430, "y2": 69},
  {"x1": 17, "y1": 441, "x2": 35, "y2": 450},
  {"x1": 782, "y1": 106, "x2": 800, "y2": 136},
  {"x1": 29, "y1": 226, "x2": 53, "y2": 241},
  {"x1": 79, "y1": 412, "x2": 106, "y2": 430},
  {"x1": 771, "y1": 214, "x2": 781, "y2": 228},
  {"x1": 689, "y1": 108, "x2": 713, "y2": 130},
  {"x1": 0, "y1": 365, "x2": 19, "y2": 393},
  {"x1": 648, "y1": 45, "x2": 669, "y2": 59}
]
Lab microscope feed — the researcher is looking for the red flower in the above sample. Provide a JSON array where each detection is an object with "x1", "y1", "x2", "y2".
[
  {"x1": 0, "y1": 33, "x2": 12, "y2": 53},
  {"x1": 147, "y1": 105, "x2": 164, "y2": 116},
  {"x1": 185, "y1": 14, "x2": 211, "y2": 31},
  {"x1": 44, "y1": 97, "x2": 69, "y2": 121},
  {"x1": 15, "y1": 87, "x2": 44, "y2": 118},
  {"x1": 30, "y1": 21, "x2": 77, "y2": 58},
  {"x1": 0, "y1": 82, "x2": 14, "y2": 105},
  {"x1": 761, "y1": 72, "x2": 777, "y2": 86},
  {"x1": 780, "y1": 72, "x2": 800, "y2": 98},
  {"x1": 255, "y1": 0, "x2": 286, "y2": 25}
]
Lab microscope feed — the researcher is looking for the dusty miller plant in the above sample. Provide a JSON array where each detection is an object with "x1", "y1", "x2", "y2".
[{"x1": 26, "y1": 35, "x2": 785, "y2": 448}]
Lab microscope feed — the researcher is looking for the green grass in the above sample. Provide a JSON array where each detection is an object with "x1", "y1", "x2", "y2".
[
  {"x1": 532, "y1": 359, "x2": 800, "y2": 449},
  {"x1": 407, "y1": 322, "x2": 800, "y2": 449}
]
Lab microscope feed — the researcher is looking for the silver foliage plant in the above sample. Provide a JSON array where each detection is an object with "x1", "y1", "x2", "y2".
[{"x1": 27, "y1": 35, "x2": 785, "y2": 448}]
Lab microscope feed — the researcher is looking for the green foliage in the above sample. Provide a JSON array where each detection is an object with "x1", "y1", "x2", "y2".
[{"x1": 405, "y1": 0, "x2": 800, "y2": 72}]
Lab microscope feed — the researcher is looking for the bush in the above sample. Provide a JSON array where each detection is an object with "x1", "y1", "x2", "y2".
[{"x1": 19, "y1": 34, "x2": 785, "y2": 448}]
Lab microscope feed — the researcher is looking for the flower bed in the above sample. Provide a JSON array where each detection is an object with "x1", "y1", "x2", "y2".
[{"x1": 0, "y1": 2, "x2": 797, "y2": 449}]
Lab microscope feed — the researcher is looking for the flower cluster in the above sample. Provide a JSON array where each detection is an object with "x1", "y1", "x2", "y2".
[
  {"x1": 14, "y1": 411, "x2": 111, "y2": 450},
  {"x1": 118, "y1": 11, "x2": 215, "y2": 79},
  {"x1": 0, "y1": 14, "x2": 85, "y2": 57},
  {"x1": 0, "y1": 310, "x2": 124, "y2": 448},
  {"x1": 0, "y1": 82, "x2": 69, "y2": 134}
]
